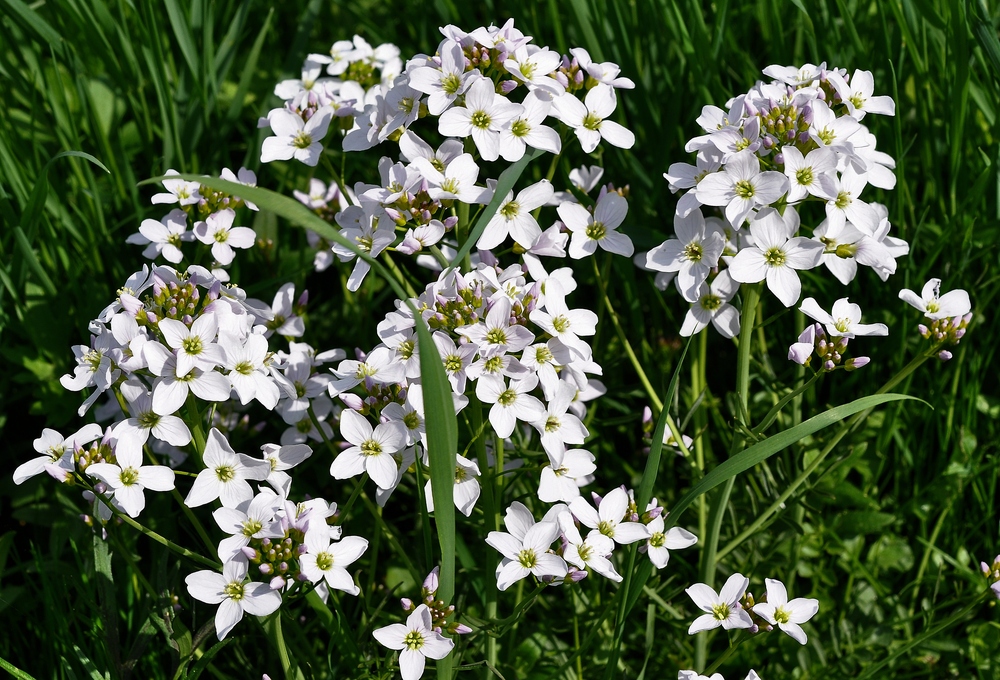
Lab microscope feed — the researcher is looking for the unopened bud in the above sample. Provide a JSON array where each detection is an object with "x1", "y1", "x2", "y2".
[
  {"x1": 259, "y1": 563, "x2": 273, "y2": 575},
  {"x1": 845, "y1": 356, "x2": 869, "y2": 371},
  {"x1": 938, "y1": 350, "x2": 953, "y2": 361},
  {"x1": 269, "y1": 576, "x2": 286, "y2": 590}
]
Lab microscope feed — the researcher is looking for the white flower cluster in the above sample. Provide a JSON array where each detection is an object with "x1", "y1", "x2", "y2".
[
  {"x1": 640, "y1": 63, "x2": 909, "y2": 332},
  {"x1": 899, "y1": 277, "x2": 973, "y2": 361},
  {"x1": 126, "y1": 168, "x2": 259, "y2": 276},
  {"x1": 265, "y1": 21, "x2": 637, "y2": 285},
  {"x1": 16, "y1": 263, "x2": 371, "y2": 640}
]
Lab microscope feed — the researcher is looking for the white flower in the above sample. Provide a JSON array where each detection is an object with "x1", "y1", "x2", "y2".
[
  {"x1": 456, "y1": 297, "x2": 535, "y2": 357},
  {"x1": 824, "y1": 166, "x2": 879, "y2": 237},
  {"x1": 300, "y1": 533, "x2": 368, "y2": 595},
  {"x1": 696, "y1": 150, "x2": 789, "y2": 228},
  {"x1": 185, "y1": 560, "x2": 281, "y2": 640},
  {"x1": 486, "y1": 512, "x2": 567, "y2": 591},
  {"x1": 558, "y1": 191, "x2": 633, "y2": 259},
  {"x1": 185, "y1": 428, "x2": 271, "y2": 508},
  {"x1": 728, "y1": 208, "x2": 824, "y2": 307},
  {"x1": 408, "y1": 42, "x2": 475, "y2": 115},
  {"x1": 329, "y1": 409, "x2": 406, "y2": 490},
  {"x1": 530, "y1": 381, "x2": 589, "y2": 455},
  {"x1": 503, "y1": 45, "x2": 564, "y2": 95},
  {"x1": 680, "y1": 270, "x2": 740, "y2": 338},
  {"x1": 569, "y1": 48, "x2": 635, "y2": 89},
  {"x1": 158, "y1": 313, "x2": 226, "y2": 376},
  {"x1": 752, "y1": 578, "x2": 819, "y2": 644},
  {"x1": 152, "y1": 169, "x2": 201, "y2": 205},
  {"x1": 557, "y1": 511, "x2": 620, "y2": 581},
  {"x1": 261, "y1": 106, "x2": 334, "y2": 166},
  {"x1": 220, "y1": 332, "x2": 280, "y2": 410},
  {"x1": 551, "y1": 84, "x2": 634, "y2": 152},
  {"x1": 645, "y1": 209, "x2": 725, "y2": 302},
  {"x1": 569, "y1": 487, "x2": 650, "y2": 546},
  {"x1": 686, "y1": 573, "x2": 753, "y2": 634},
  {"x1": 477, "y1": 180, "x2": 553, "y2": 251},
  {"x1": 424, "y1": 454, "x2": 481, "y2": 517},
  {"x1": 475, "y1": 374, "x2": 546, "y2": 440},
  {"x1": 830, "y1": 69, "x2": 895, "y2": 119},
  {"x1": 537, "y1": 447, "x2": 596, "y2": 503},
  {"x1": 643, "y1": 515, "x2": 697, "y2": 569},
  {"x1": 328, "y1": 346, "x2": 406, "y2": 396},
  {"x1": 780, "y1": 146, "x2": 837, "y2": 203},
  {"x1": 114, "y1": 381, "x2": 192, "y2": 448},
  {"x1": 411, "y1": 152, "x2": 489, "y2": 204},
  {"x1": 84, "y1": 437, "x2": 175, "y2": 518},
  {"x1": 498, "y1": 91, "x2": 561, "y2": 162},
  {"x1": 193, "y1": 209, "x2": 256, "y2": 266},
  {"x1": 126, "y1": 209, "x2": 192, "y2": 263},
  {"x1": 798, "y1": 297, "x2": 888, "y2": 338},
  {"x1": 372, "y1": 604, "x2": 455, "y2": 680},
  {"x1": 438, "y1": 76, "x2": 523, "y2": 161},
  {"x1": 899, "y1": 278, "x2": 971, "y2": 320},
  {"x1": 14, "y1": 424, "x2": 103, "y2": 485},
  {"x1": 259, "y1": 442, "x2": 312, "y2": 496}
]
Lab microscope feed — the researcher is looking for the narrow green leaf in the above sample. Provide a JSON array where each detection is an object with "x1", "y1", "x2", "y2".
[
  {"x1": 446, "y1": 146, "x2": 543, "y2": 271},
  {"x1": 225, "y1": 8, "x2": 274, "y2": 123},
  {"x1": 1, "y1": 0, "x2": 63, "y2": 45},
  {"x1": 93, "y1": 534, "x2": 121, "y2": 676},
  {"x1": 665, "y1": 393, "x2": 925, "y2": 525},
  {"x1": 13, "y1": 227, "x2": 57, "y2": 297},
  {"x1": 185, "y1": 638, "x2": 232, "y2": 680},
  {"x1": 970, "y1": 0, "x2": 1000, "y2": 80},
  {"x1": 0, "y1": 656, "x2": 37, "y2": 680},
  {"x1": 163, "y1": 0, "x2": 200, "y2": 78}
]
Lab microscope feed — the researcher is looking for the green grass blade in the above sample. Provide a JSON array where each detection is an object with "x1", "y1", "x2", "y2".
[
  {"x1": 970, "y1": 0, "x2": 1000, "y2": 78},
  {"x1": 163, "y1": 0, "x2": 200, "y2": 79},
  {"x1": 665, "y1": 393, "x2": 926, "y2": 525},
  {"x1": 224, "y1": 8, "x2": 274, "y2": 123},
  {"x1": 0, "y1": 656, "x2": 37, "y2": 680},
  {"x1": 1, "y1": 0, "x2": 63, "y2": 45}
]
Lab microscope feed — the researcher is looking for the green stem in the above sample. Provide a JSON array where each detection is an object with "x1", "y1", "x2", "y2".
[
  {"x1": 382, "y1": 251, "x2": 417, "y2": 298},
  {"x1": 703, "y1": 632, "x2": 750, "y2": 675},
  {"x1": 693, "y1": 330, "x2": 709, "y2": 558},
  {"x1": 694, "y1": 282, "x2": 761, "y2": 671},
  {"x1": 89, "y1": 482, "x2": 219, "y2": 569},
  {"x1": 263, "y1": 612, "x2": 297, "y2": 680},
  {"x1": 716, "y1": 352, "x2": 931, "y2": 561},
  {"x1": 591, "y1": 257, "x2": 692, "y2": 460},
  {"x1": 470, "y1": 404, "x2": 499, "y2": 674}
]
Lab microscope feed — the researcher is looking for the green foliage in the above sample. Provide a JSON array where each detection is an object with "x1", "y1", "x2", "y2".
[{"x1": 1, "y1": 0, "x2": 999, "y2": 678}]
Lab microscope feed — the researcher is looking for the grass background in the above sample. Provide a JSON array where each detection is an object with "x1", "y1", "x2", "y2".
[{"x1": 1, "y1": 0, "x2": 999, "y2": 677}]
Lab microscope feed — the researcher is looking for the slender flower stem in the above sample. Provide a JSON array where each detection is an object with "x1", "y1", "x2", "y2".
[
  {"x1": 694, "y1": 282, "x2": 761, "y2": 671},
  {"x1": 591, "y1": 257, "x2": 693, "y2": 460},
  {"x1": 703, "y1": 631, "x2": 750, "y2": 675},
  {"x1": 262, "y1": 612, "x2": 297, "y2": 680},
  {"x1": 87, "y1": 481, "x2": 220, "y2": 570},
  {"x1": 470, "y1": 404, "x2": 499, "y2": 672}
]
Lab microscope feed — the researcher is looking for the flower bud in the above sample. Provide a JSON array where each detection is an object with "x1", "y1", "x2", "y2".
[
  {"x1": 938, "y1": 350, "x2": 953, "y2": 361},
  {"x1": 259, "y1": 563, "x2": 273, "y2": 575},
  {"x1": 400, "y1": 598, "x2": 414, "y2": 611},
  {"x1": 845, "y1": 356, "x2": 869, "y2": 371},
  {"x1": 93, "y1": 481, "x2": 108, "y2": 495},
  {"x1": 269, "y1": 576, "x2": 286, "y2": 590}
]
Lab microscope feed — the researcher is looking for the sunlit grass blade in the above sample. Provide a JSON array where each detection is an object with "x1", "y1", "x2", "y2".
[{"x1": 665, "y1": 393, "x2": 927, "y2": 526}]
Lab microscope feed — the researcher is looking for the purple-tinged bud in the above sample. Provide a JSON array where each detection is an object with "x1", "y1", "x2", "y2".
[
  {"x1": 798, "y1": 131, "x2": 811, "y2": 144},
  {"x1": 647, "y1": 506, "x2": 664, "y2": 520},
  {"x1": 278, "y1": 561, "x2": 289, "y2": 573},
  {"x1": 168, "y1": 306, "x2": 178, "y2": 317},
  {"x1": 269, "y1": 576, "x2": 286, "y2": 590},
  {"x1": 936, "y1": 331, "x2": 946, "y2": 341},
  {"x1": 954, "y1": 328, "x2": 966, "y2": 340},
  {"x1": 938, "y1": 350, "x2": 953, "y2": 361},
  {"x1": 499, "y1": 80, "x2": 517, "y2": 94},
  {"x1": 785, "y1": 129, "x2": 796, "y2": 141},
  {"x1": 296, "y1": 544, "x2": 308, "y2": 555},
  {"x1": 568, "y1": 568, "x2": 588, "y2": 582},
  {"x1": 453, "y1": 623, "x2": 473, "y2": 634},
  {"x1": 80, "y1": 514, "x2": 92, "y2": 525},
  {"x1": 93, "y1": 482, "x2": 108, "y2": 495},
  {"x1": 762, "y1": 136, "x2": 775, "y2": 150},
  {"x1": 339, "y1": 393, "x2": 364, "y2": 410},
  {"x1": 917, "y1": 323, "x2": 929, "y2": 336},
  {"x1": 554, "y1": 71, "x2": 569, "y2": 88},
  {"x1": 423, "y1": 566, "x2": 440, "y2": 595},
  {"x1": 400, "y1": 598, "x2": 414, "y2": 611},
  {"x1": 443, "y1": 215, "x2": 459, "y2": 229},
  {"x1": 181, "y1": 314, "x2": 194, "y2": 325},
  {"x1": 749, "y1": 624, "x2": 760, "y2": 634},
  {"x1": 261, "y1": 538, "x2": 272, "y2": 548},
  {"x1": 642, "y1": 405, "x2": 652, "y2": 425},
  {"x1": 845, "y1": 356, "x2": 869, "y2": 371},
  {"x1": 297, "y1": 290, "x2": 309, "y2": 307},
  {"x1": 259, "y1": 563, "x2": 273, "y2": 575},
  {"x1": 824, "y1": 360, "x2": 836, "y2": 371},
  {"x1": 574, "y1": 70, "x2": 585, "y2": 85},
  {"x1": 207, "y1": 280, "x2": 222, "y2": 301},
  {"x1": 296, "y1": 572, "x2": 308, "y2": 581},
  {"x1": 772, "y1": 150, "x2": 783, "y2": 163},
  {"x1": 146, "y1": 311, "x2": 158, "y2": 324},
  {"x1": 242, "y1": 546, "x2": 259, "y2": 560},
  {"x1": 744, "y1": 100, "x2": 758, "y2": 116},
  {"x1": 363, "y1": 376, "x2": 377, "y2": 393},
  {"x1": 169, "y1": 281, "x2": 179, "y2": 292}
]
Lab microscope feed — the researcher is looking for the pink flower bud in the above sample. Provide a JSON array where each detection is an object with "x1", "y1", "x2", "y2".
[
  {"x1": 339, "y1": 393, "x2": 364, "y2": 410},
  {"x1": 400, "y1": 598, "x2": 414, "y2": 611},
  {"x1": 845, "y1": 356, "x2": 869, "y2": 371},
  {"x1": 937, "y1": 350, "x2": 953, "y2": 361},
  {"x1": 269, "y1": 575, "x2": 286, "y2": 590},
  {"x1": 499, "y1": 80, "x2": 517, "y2": 94}
]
